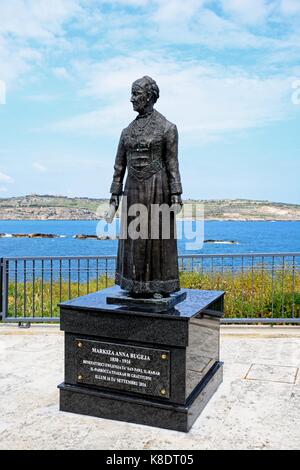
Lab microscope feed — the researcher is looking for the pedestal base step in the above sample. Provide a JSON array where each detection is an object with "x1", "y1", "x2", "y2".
[
  {"x1": 59, "y1": 362, "x2": 223, "y2": 432},
  {"x1": 106, "y1": 289, "x2": 187, "y2": 313}
]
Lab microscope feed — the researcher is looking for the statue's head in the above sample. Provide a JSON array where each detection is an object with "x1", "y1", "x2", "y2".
[{"x1": 131, "y1": 76, "x2": 160, "y2": 114}]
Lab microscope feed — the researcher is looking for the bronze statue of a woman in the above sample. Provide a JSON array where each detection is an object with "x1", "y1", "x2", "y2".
[{"x1": 107, "y1": 76, "x2": 183, "y2": 296}]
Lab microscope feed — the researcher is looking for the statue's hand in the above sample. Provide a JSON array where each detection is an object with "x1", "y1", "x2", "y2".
[
  {"x1": 110, "y1": 194, "x2": 120, "y2": 209},
  {"x1": 171, "y1": 194, "x2": 183, "y2": 215},
  {"x1": 104, "y1": 194, "x2": 119, "y2": 224}
]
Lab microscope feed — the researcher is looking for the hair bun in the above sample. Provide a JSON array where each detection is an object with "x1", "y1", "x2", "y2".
[{"x1": 133, "y1": 76, "x2": 160, "y2": 103}]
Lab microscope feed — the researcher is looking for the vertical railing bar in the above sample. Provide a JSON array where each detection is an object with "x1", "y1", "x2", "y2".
[
  {"x1": 96, "y1": 258, "x2": 99, "y2": 290},
  {"x1": 68, "y1": 259, "x2": 71, "y2": 300},
  {"x1": 231, "y1": 256, "x2": 235, "y2": 316},
  {"x1": 50, "y1": 259, "x2": 53, "y2": 317},
  {"x1": 41, "y1": 260, "x2": 44, "y2": 317},
  {"x1": 6, "y1": 261, "x2": 9, "y2": 320},
  {"x1": 0, "y1": 258, "x2": 9, "y2": 321},
  {"x1": 87, "y1": 259, "x2": 90, "y2": 294},
  {"x1": 241, "y1": 256, "x2": 244, "y2": 317},
  {"x1": 281, "y1": 256, "x2": 285, "y2": 318},
  {"x1": 105, "y1": 258, "x2": 108, "y2": 288},
  {"x1": 0, "y1": 257, "x2": 3, "y2": 319},
  {"x1": 271, "y1": 256, "x2": 275, "y2": 318},
  {"x1": 24, "y1": 259, "x2": 27, "y2": 318},
  {"x1": 2, "y1": 259, "x2": 9, "y2": 321},
  {"x1": 77, "y1": 259, "x2": 80, "y2": 297},
  {"x1": 261, "y1": 256, "x2": 264, "y2": 318},
  {"x1": 220, "y1": 256, "x2": 224, "y2": 290},
  {"x1": 59, "y1": 259, "x2": 62, "y2": 303},
  {"x1": 292, "y1": 256, "x2": 295, "y2": 319},
  {"x1": 14, "y1": 260, "x2": 17, "y2": 317},
  {"x1": 221, "y1": 257, "x2": 224, "y2": 295},
  {"x1": 32, "y1": 259, "x2": 35, "y2": 318},
  {"x1": 251, "y1": 256, "x2": 254, "y2": 316}
]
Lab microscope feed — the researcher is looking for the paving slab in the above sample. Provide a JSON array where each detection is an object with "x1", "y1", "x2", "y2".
[
  {"x1": 0, "y1": 324, "x2": 300, "y2": 450},
  {"x1": 245, "y1": 363, "x2": 299, "y2": 384}
]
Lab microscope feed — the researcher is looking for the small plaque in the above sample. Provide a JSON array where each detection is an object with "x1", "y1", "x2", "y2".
[{"x1": 75, "y1": 339, "x2": 170, "y2": 398}]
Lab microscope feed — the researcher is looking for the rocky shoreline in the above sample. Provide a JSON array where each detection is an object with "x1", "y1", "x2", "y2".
[
  {"x1": 0, "y1": 232, "x2": 238, "y2": 244},
  {"x1": 0, "y1": 233, "x2": 60, "y2": 239}
]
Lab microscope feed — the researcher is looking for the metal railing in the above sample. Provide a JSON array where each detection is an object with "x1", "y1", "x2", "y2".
[{"x1": 1, "y1": 253, "x2": 300, "y2": 324}]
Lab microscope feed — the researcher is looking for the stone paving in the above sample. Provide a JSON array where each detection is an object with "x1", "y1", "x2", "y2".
[{"x1": 0, "y1": 324, "x2": 300, "y2": 450}]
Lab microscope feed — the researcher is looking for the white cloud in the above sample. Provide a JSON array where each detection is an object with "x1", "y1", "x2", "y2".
[
  {"x1": 0, "y1": 0, "x2": 299, "y2": 93},
  {"x1": 0, "y1": 0, "x2": 82, "y2": 40},
  {"x1": 33, "y1": 162, "x2": 48, "y2": 173},
  {"x1": 0, "y1": 186, "x2": 8, "y2": 193},
  {"x1": 0, "y1": 171, "x2": 14, "y2": 183},
  {"x1": 220, "y1": 0, "x2": 270, "y2": 25},
  {"x1": 191, "y1": 9, "x2": 276, "y2": 49},
  {"x1": 46, "y1": 54, "x2": 291, "y2": 143},
  {"x1": 26, "y1": 93, "x2": 61, "y2": 102},
  {"x1": 0, "y1": 36, "x2": 42, "y2": 85},
  {"x1": 146, "y1": 2, "x2": 281, "y2": 51},
  {"x1": 102, "y1": 0, "x2": 149, "y2": 5},
  {"x1": 280, "y1": 0, "x2": 300, "y2": 15},
  {"x1": 0, "y1": 0, "x2": 82, "y2": 88},
  {"x1": 53, "y1": 67, "x2": 71, "y2": 80},
  {"x1": 153, "y1": 0, "x2": 204, "y2": 23}
]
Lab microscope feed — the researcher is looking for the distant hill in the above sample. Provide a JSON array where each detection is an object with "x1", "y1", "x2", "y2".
[{"x1": 0, "y1": 194, "x2": 299, "y2": 220}]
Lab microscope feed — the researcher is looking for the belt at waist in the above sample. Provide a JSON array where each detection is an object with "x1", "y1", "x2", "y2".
[{"x1": 128, "y1": 159, "x2": 165, "y2": 182}]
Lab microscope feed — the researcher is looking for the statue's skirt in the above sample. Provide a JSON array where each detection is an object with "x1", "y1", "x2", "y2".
[{"x1": 115, "y1": 169, "x2": 180, "y2": 294}]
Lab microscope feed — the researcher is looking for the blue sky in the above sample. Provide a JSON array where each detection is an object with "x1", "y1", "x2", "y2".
[{"x1": 0, "y1": 0, "x2": 300, "y2": 203}]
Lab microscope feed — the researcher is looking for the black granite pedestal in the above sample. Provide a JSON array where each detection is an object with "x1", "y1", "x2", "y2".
[{"x1": 58, "y1": 286, "x2": 224, "y2": 432}]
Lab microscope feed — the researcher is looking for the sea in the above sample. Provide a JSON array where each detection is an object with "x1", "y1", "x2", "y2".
[{"x1": 0, "y1": 220, "x2": 300, "y2": 258}]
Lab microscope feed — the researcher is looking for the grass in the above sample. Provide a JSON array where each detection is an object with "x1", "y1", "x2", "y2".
[
  {"x1": 6, "y1": 275, "x2": 114, "y2": 319},
  {"x1": 180, "y1": 269, "x2": 300, "y2": 318},
  {"x1": 4, "y1": 269, "x2": 300, "y2": 320}
]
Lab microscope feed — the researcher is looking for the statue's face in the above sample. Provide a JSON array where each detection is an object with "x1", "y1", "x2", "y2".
[{"x1": 130, "y1": 84, "x2": 149, "y2": 113}]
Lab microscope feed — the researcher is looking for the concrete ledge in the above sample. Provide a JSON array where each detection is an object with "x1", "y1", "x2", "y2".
[{"x1": 2, "y1": 323, "x2": 300, "y2": 337}]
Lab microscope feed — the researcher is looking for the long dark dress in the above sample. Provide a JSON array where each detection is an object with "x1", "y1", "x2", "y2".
[{"x1": 109, "y1": 109, "x2": 183, "y2": 294}]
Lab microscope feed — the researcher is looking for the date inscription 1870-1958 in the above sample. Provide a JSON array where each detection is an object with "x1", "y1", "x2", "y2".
[{"x1": 75, "y1": 339, "x2": 170, "y2": 398}]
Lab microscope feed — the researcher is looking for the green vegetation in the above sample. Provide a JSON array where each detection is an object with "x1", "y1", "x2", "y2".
[
  {"x1": 180, "y1": 269, "x2": 300, "y2": 318},
  {"x1": 7, "y1": 276, "x2": 115, "y2": 319},
  {"x1": 5, "y1": 269, "x2": 300, "y2": 320}
]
